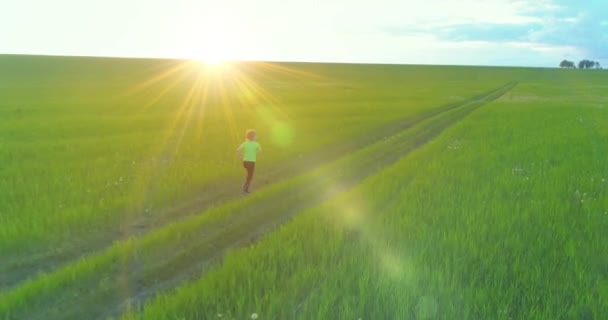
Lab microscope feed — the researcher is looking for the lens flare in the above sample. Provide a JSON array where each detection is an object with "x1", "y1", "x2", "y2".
[
  {"x1": 192, "y1": 59, "x2": 232, "y2": 74},
  {"x1": 271, "y1": 121, "x2": 295, "y2": 147},
  {"x1": 120, "y1": 60, "x2": 323, "y2": 229}
]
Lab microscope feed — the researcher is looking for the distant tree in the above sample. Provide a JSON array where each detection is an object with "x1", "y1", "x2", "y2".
[
  {"x1": 560, "y1": 59, "x2": 575, "y2": 68},
  {"x1": 562, "y1": 59, "x2": 602, "y2": 69},
  {"x1": 578, "y1": 59, "x2": 596, "y2": 69}
]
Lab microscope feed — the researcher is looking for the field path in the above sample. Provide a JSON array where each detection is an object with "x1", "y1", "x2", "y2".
[
  {"x1": 1, "y1": 82, "x2": 515, "y2": 290},
  {"x1": 0, "y1": 82, "x2": 517, "y2": 320}
]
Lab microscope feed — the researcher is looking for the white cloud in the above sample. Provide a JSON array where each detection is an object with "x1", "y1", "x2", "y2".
[
  {"x1": 163, "y1": 0, "x2": 584, "y2": 66},
  {"x1": 1, "y1": 0, "x2": 597, "y2": 66}
]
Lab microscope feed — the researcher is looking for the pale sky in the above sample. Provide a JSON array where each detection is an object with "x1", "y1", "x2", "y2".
[{"x1": 1, "y1": 0, "x2": 606, "y2": 67}]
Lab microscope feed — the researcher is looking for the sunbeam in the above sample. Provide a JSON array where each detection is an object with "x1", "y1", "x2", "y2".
[
  {"x1": 324, "y1": 184, "x2": 417, "y2": 286},
  {"x1": 125, "y1": 62, "x2": 190, "y2": 98},
  {"x1": 118, "y1": 60, "x2": 326, "y2": 239}
]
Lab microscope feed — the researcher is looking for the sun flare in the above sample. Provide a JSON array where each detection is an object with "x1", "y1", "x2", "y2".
[
  {"x1": 203, "y1": 58, "x2": 223, "y2": 65},
  {"x1": 196, "y1": 55, "x2": 225, "y2": 66},
  {"x1": 191, "y1": 57, "x2": 232, "y2": 74}
]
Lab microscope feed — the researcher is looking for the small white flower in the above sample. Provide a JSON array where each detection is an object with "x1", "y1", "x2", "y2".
[
  {"x1": 602, "y1": 179, "x2": 606, "y2": 182},
  {"x1": 251, "y1": 313, "x2": 258, "y2": 319},
  {"x1": 217, "y1": 314, "x2": 222, "y2": 318}
]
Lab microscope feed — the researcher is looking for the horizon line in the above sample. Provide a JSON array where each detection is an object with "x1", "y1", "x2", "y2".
[{"x1": 0, "y1": 52, "x2": 569, "y2": 70}]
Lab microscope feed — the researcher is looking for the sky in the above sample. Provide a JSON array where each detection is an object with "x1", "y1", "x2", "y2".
[{"x1": 1, "y1": 0, "x2": 606, "y2": 67}]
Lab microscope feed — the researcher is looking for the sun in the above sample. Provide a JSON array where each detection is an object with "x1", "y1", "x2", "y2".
[
  {"x1": 201, "y1": 57, "x2": 223, "y2": 65},
  {"x1": 196, "y1": 53, "x2": 226, "y2": 66},
  {"x1": 189, "y1": 30, "x2": 235, "y2": 68},
  {"x1": 190, "y1": 44, "x2": 234, "y2": 72},
  {"x1": 191, "y1": 57, "x2": 232, "y2": 75}
]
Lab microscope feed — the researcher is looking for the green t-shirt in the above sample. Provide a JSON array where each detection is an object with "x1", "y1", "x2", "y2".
[{"x1": 240, "y1": 140, "x2": 261, "y2": 162}]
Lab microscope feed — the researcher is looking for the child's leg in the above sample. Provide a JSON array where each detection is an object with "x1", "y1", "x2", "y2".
[
  {"x1": 242, "y1": 162, "x2": 249, "y2": 192},
  {"x1": 243, "y1": 162, "x2": 255, "y2": 192}
]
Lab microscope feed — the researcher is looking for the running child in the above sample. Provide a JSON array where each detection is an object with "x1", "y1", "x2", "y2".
[{"x1": 236, "y1": 129, "x2": 262, "y2": 193}]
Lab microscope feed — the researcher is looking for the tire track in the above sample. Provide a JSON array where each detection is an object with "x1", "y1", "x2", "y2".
[
  {"x1": 1, "y1": 82, "x2": 516, "y2": 290},
  {"x1": 0, "y1": 81, "x2": 517, "y2": 320}
]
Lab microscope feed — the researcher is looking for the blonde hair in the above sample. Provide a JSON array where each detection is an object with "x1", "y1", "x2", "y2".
[{"x1": 245, "y1": 129, "x2": 256, "y2": 140}]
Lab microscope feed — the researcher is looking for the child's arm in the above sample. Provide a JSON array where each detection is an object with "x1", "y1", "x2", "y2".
[{"x1": 236, "y1": 143, "x2": 243, "y2": 157}]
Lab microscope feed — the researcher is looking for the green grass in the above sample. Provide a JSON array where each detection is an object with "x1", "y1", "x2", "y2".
[
  {"x1": 118, "y1": 71, "x2": 608, "y2": 320},
  {"x1": 0, "y1": 56, "x2": 516, "y2": 257},
  {"x1": 0, "y1": 79, "x2": 513, "y2": 319},
  {"x1": 1, "y1": 55, "x2": 607, "y2": 319}
]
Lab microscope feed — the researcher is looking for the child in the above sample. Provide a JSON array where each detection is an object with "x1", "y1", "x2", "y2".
[{"x1": 236, "y1": 129, "x2": 262, "y2": 193}]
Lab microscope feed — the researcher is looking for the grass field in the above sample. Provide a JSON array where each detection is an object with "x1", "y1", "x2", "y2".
[{"x1": 0, "y1": 55, "x2": 607, "y2": 319}]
